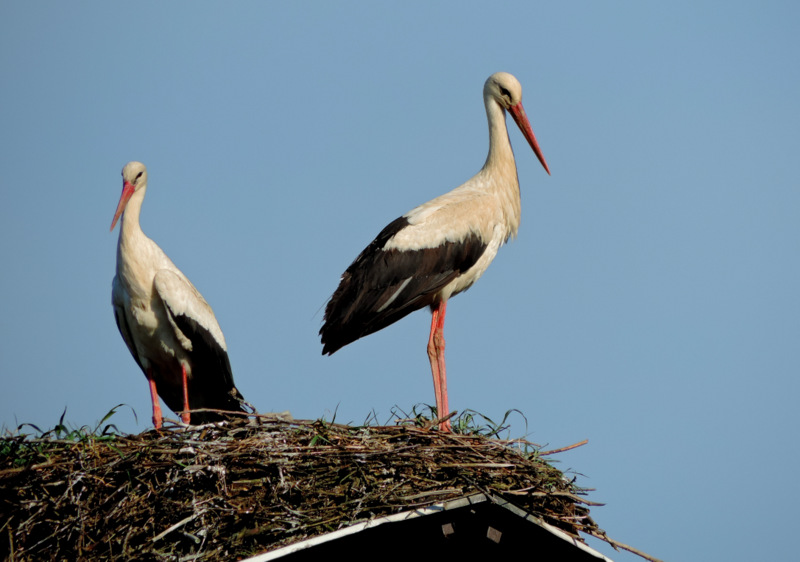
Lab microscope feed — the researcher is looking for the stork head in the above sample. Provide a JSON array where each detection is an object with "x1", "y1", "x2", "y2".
[
  {"x1": 111, "y1": 161, "x2": 148, "y2": 231},
  {"x1": 484, "y1": 72, "x2": 550, "y2": 175}
]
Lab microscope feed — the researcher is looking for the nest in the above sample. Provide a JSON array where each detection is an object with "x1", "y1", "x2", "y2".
[{"x1": 0, "y1": 412, "x2": 658, "y2": 561}]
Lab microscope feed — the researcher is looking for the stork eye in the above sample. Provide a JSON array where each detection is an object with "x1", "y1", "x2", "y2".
[
  {"x1": 499, "y1": 86, "x2": 512, "y2": 101},
  {"x1": 136, "y1": 171, "x2": 143, "y2": 180}
]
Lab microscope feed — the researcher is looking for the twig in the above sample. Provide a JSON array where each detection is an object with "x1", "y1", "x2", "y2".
[
  {"x1": 428, "y1": 411, "x2": 457, "y2": 429},
  {"x1": 586, "y1": 530, "x2": 664, "y2": 562},
  {"x1": 539, "y1": 439, "x2": 589, "y2": 456},
  {"x1": 151, "y1": 511, "x2": 205, "y2": 543}
]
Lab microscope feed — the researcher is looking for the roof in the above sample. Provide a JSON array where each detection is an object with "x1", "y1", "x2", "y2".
[{"x1": 246, "y1": 493, "x2": 612, "y2": 561}]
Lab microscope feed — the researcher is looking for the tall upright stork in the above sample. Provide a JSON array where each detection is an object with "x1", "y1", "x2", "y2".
[
  {"x1": 320, "y1": 72, "x2": 550, "y2": 431},
  {"x1": 110, "y1": 161, "x2": 248, "y2": 428}
]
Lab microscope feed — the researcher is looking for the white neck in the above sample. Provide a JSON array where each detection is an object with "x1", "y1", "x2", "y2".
[
  {"x1": 119, "y1": 186, "x2": 146, "y2": 240},
  {"x1": 482, "y1": 95, "x2": 516, "y2": 172},
  {"x1": 478, "y1": 95, "x2": 523, "y2": 240}
]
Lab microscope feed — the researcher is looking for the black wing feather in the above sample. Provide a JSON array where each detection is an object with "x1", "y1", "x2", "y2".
[
  {"x1": 320, "y1": 216, "x2": 487, "y2": 354},
  {"x1": 168, "y1": 312, "x2": 248, "y2": 423}
]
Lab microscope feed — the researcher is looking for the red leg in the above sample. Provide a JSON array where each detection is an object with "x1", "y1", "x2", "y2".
[
  {"x1": 146, "y1": 369, "x2": 163, "y2": 429},
  {"x1": 427, "y1": 307, "x2": 443, "y2": 417},
  {"x1": 434, "y1": 301, "x2": 449, "y2": 429},
  {"x1": 434, "y1": 301, "x2": 450, "y2": 431},
  {"x1": 427, "y1": 301, "x2": 451, "y2": 431},
  {"x1": 180, "y1": 364, "x2": 191, "y2": 424}
]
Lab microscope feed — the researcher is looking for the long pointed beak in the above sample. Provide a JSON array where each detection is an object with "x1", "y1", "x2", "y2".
[
  {"x1": 110, "y1": 181, "x2": 135, "y2": 231},
  {"x1": 508, "y1": 102, "x2": 550, "y2": 175}
]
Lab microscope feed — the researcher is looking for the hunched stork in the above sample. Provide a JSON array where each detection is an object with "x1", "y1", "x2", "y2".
[
  {"x1": 320, "y1": 72, "x2": 551, "y2": 431},
  {"x1": 110, "y1": 161, "x2": 248, "y2": 428}
]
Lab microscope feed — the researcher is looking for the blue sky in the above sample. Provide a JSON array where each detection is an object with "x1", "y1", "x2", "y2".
[{"x1": 2, "y1": 2, "x2": 798, "y2": 560}]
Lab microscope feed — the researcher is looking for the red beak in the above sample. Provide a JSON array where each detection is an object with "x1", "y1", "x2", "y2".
[
  {"x1": 110, "y1": 180, "x2": 135, "y2": 231},
  {"x1": 508, "y1": 102, "x2": 550, "y2": 175}
]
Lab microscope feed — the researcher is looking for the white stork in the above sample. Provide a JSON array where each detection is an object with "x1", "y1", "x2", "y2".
[
  {"x1": 110, "y1": 161, "x2": 248, "y2": 428},
  {"x1": 320, "y1": 72, "x2": 550, "y2": 431}
]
